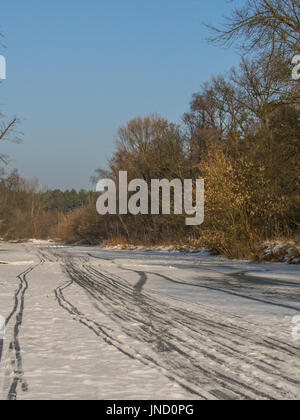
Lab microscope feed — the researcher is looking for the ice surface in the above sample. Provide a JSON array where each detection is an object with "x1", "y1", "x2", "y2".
[{"x1": 0, "y1": 242, "x2": 299, "y2": 400}]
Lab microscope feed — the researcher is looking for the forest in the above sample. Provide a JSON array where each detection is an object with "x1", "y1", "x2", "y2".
[{"x1": 1, "y1": 0, "x2": 299, "y2": 261}]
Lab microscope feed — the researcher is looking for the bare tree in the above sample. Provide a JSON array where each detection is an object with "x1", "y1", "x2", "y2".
[
  {"x1": 0, "y1": 116, "x2": 21, "y2": 165},
  {"x1": 0, "y1": 30, "x2": 22, "y2": 166},
  {"x1": 207, "y1": 0, "x2": 300, "y2": 59}
]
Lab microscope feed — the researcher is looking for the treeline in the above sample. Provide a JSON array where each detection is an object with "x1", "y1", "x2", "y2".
[
  {"x1": 1, "y1": 0, "x2": 300, "y2": 259},
  {"x1": 57, "y1": 97, "x2": 299, "y2": 257},
  {"x1": 56, "y1": 0, "x2": 300, "y2": 258},
  {"x1": 0, "y1": 169, "x2": 93, "y2": 240}
]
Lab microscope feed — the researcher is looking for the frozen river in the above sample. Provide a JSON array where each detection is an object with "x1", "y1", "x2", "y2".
[{"x1": 0, "y1": 242, "x2": 299, "y2": 400}]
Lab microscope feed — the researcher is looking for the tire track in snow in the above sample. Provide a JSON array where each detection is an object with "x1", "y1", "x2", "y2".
[
  {"x1": 98, "y1": 260, "x2": 300, "y2": 359},
  {"x1": 48, "y1": 247, "x2": 300, "y2": 400},
  {"x1": 3, "y1": 260, "x2": 43, "y2": 400},
  {"x1": 83, "y1": 263, "x2": 300, "y2": 399},
  {"x1": 36, "y1": 246, "x2": 299, "y2": 400},
  {"x1": 54, "y1": 273, "x2": 207, "y2": 399}
]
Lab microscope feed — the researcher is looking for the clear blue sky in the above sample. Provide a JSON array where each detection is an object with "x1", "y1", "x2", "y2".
[{"x1": 0, "y1": 0, "x2": 242, "y2": 190}]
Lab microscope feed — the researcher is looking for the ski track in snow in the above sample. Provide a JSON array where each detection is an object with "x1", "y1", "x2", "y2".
[
  {"x1": 0, "y1": 242, "x2": 299, "y2": 400},
  {"x1": 3, "y1": 260, "x2": 43, "y2": 400}
]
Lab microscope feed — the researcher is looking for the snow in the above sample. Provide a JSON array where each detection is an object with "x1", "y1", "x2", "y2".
[
  {"x1": 262, "y1": 241, "x2": 300, "y2": 264},
  {"x1": 0, "y1": 261, "x2": 35, "y2": 266},
  {"x1": 0, "y1": 242, "x2": 299, "y2": 400}
]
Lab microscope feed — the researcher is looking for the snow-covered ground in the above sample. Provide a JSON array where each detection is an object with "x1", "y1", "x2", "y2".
[{"x1": 0, "y1": 242, "x2": 299, "y2": 400}]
